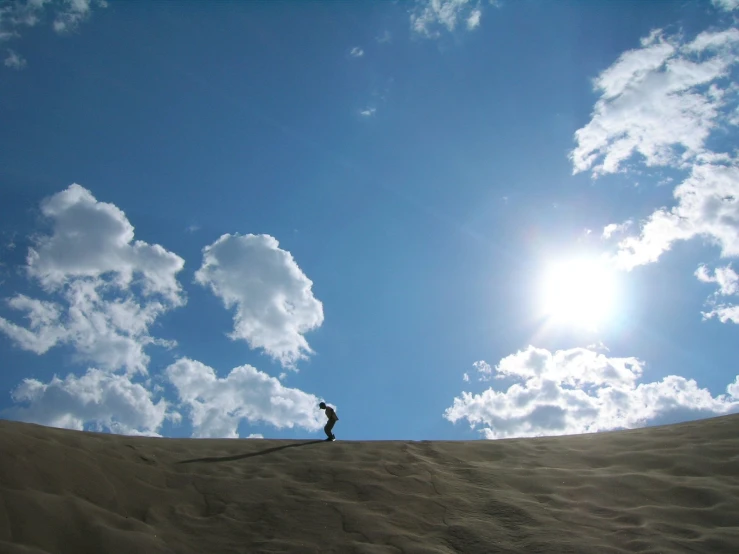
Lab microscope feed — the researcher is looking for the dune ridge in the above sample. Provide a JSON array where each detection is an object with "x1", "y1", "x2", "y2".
[{"x1": 1, "y1": 415, "x2": 739, "y2": 553}]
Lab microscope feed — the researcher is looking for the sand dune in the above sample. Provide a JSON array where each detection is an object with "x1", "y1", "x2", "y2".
[{"x1": 1, "y1": 415, "x2": 738, "y2": 553}]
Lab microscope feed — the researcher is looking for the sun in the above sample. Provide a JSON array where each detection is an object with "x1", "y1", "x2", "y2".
[{"x1": 539, "y1": 257, "x2": 618, "y2": 330}]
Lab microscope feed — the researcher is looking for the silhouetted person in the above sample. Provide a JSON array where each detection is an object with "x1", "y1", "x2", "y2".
[{"x1": 319, "y1": 402, "x2": 338, "y2": 440}]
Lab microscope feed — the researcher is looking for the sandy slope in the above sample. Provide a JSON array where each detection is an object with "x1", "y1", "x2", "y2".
[{"x1": 1, "y1": 416, "x2": 738, "y2": 554}]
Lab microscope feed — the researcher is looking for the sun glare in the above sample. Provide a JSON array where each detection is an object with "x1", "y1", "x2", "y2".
[{"x1": 540, "y1": 258, "x2": 617, "y2": 330}]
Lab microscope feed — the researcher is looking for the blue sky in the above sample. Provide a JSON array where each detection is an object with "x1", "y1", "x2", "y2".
[{"x1": 1, "y1": 0, "x2": 738, "y2": 441}]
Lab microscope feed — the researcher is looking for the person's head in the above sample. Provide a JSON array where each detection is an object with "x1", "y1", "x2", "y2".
[{"x1": 318, "y1": 402, "x2": 326, "y2": 409}]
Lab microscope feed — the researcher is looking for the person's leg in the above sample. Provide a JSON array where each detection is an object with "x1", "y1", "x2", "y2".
[{"x1": 325, "y1": 419, "x2": 336, "y2": 439}]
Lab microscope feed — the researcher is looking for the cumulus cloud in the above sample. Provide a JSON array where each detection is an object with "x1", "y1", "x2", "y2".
[
  {"x1": 195, "y1": 233, "x2": 323, "y2": 369},
  {"x1": 445, "y1": 346, "x2": 739, "y2": 439},
  {"x1": 3, "y1": 48, "x2": 25, "y2": 69},
  {"x1": 571, "y1": 28, "x2": 739, "y2": 176},
  {"x1": 166, "y1": 358, "x2": 324, "y2": 438},
  {"x1": 28, "y1": 184, "x2": 184, "y2": 303},
  {"x1": 0, "y1": 185, "x2": 185, "y2": 374},
  {"x1": 7, "y1": 368, "x2": 170, "y2": 436},
  {"x1": 411, "y1": 0, "x2": 494, "y2": 37}
]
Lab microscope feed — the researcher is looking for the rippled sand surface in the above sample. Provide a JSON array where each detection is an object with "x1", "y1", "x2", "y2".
[{"x1": 1, "y1": 415, "x2": 738, "y2": 553}]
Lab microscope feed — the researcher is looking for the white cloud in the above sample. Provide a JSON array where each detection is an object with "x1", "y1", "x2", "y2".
[
  {"x1": 586, "y1": 341, "x2": 610, "y2": 353},
  {"x1": 349, "y1": 46, "x2": 364, "y2": 58},
  {"x1": 571, "y1": 28, "x2": 739, "y2": 176},
  {"x1": 166, "y1": 358, "x2": 324, "y2": 438},
  {"x1": 445, "y1": 346, "x2": 739, "y2": 439},
  {"x1": 713, "y1": 0, "x2": 739, "y2": 11},
  {"x1": 696, "y1": 263, "x2": 739, "y2": 295},
  {"x1": 52, "y1": 0, "x2": 104, "y2": 34},
  {"x1": 697, "y1": 263, "x2": 739, "y2": 323},
  {"x1": 0, "y1": 295, "x2": 66, "y2": 354},
  {"x1": 703, "y1": 304, "x2": 739, "y2": 323},
  {"x1": 462, "y1": 372, "x2": 470, "y2": 382},
  {"x1": 195, "y1": 233, "x2": 323, "y2": 369},
  {"x1": 376, "y1": 30, "x2": 391, "y2": 44},
  {"x1": 686, "y1": 28, "x2": 739, "y2": 53},
  {"x1": 28, "y1": 184, "x2": 185, "y2": 303},
  {"x1": 611, "y1": 161, "x2": 739, "y2": 269},
  {"x1": 729, "y1": 376, "x2": 739, "y2": 398},
  {"x1": 411, "y1": 0, "x2": 492, "y2": 37},
  {"x1": 7, "y1": 367, "x2": 170, "y2": 436},
  {"x1": 3, "y1": 49, "x2": 25, "y2": 69},
  {"x1": 246, "y1": 433, "x2": 264, "y2": 439},
  {"x1": 602, "y1": 220, "x2": 633, "y2": 240},
  {"x1": 0, "y1": 184, "x2": 185, "y2": 374},
  {"x1": 472, "y1": 359, "x2": 492, "y2": 381},
  {"x1": 466, "y1": 8, "x2": 481, "y2": 30},
  {"x1": 0, "y1": 0, "x2": 106, "y2": 63},
  {"x1": 359, "y1": 106, "x2": 377, "y2": 117}
]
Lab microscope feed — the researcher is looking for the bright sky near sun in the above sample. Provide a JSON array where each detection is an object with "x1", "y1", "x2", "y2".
[{"x1": 1, "y1": 0, "x2": 738, "y2": 441}]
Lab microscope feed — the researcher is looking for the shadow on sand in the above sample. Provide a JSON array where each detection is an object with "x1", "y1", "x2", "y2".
[{"x1": 177, "y1": 440, "x2": 325, "y2": 464}]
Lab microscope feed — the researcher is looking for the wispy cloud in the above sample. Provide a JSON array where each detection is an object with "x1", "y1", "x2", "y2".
[
  {"x1": 696, "y1": 264, "x2": 739, "y2": 296},
  {"x1": 411, "y1": 0, "x2": 496, "y2": 38},
  {"x1": 466, "y1": 8, "x2": 482, "y2": 30},
  {"x1": 349, "y1": 46, "x2": 364, "y2": 58},
  {"x1": 697, "y1": 264, "x2": 739, "y2": 324},
  {"x1": 713, "y1": 0, "x2": 739, "y2": 11},
  {"x1": 3, "y1": 48, "x2": 25, "y2": 69},
  {"x1": 0, "y1": 0, "x2": 107, "y2": 66},
  {"x1": 376, "y1": 30, "x2": 391, "y2": 44},
  {"x1": 602, "y1": 220, "x2": 633, "y2": 240},
  {"x1": 359, "y1": 106, "x2": 377, "y2": 117}
]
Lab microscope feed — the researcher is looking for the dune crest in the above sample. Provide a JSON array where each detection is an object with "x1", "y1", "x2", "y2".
[{"x1": 1, "y1": 415, "x2": 739, "y2": 553}]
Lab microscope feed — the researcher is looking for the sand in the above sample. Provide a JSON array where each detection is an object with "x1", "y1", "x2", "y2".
[{"x1": 1, "y1": 415, "x2": 738, "y2": 554}]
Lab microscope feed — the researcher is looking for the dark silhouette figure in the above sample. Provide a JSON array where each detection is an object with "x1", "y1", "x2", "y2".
[{"x1": 319, "y1": 402, "x2": 339, "y2": 441}]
